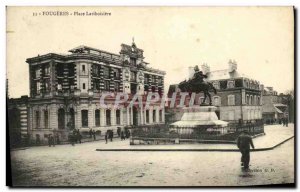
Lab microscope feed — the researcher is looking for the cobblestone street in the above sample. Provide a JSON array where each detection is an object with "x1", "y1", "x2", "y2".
[{"x1": 10, "y1": 124, "x2": 294, "y2": 186}]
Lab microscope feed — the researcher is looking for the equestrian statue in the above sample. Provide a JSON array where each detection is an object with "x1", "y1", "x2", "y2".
[{"x1": 178, "y1": 65, "x2": 217, "y2": 106}]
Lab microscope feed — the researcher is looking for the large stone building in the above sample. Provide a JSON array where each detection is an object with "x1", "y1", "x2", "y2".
[
  {"x1": 166, "y1": 60, "x2": 263, "y2": 125},
  {"x1": 8, "y1": 41, "x2": 166, "y2": 144}
]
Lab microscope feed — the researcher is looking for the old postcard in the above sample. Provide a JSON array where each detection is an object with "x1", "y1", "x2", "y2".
[{"x1": 6, "y1": 6, "x2": 295, "y2": 187}]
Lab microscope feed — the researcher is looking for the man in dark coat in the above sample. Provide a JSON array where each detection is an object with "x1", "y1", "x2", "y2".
[
  {"x1": 105, "y1": 133, "x2": 108, "y2": 144},
  {"x1": 237, "y1": 130, "x2": 255, "y2": 169}
]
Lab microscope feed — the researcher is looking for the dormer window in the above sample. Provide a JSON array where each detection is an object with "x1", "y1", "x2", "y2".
[{"x1": 227, "y1": 80, "x2": 235, "y2": 89}]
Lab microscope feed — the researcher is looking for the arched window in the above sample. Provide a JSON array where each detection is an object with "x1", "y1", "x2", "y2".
[
  {"x1": 254, "y1": 96, "x2": 257, "y2": 106},
  {"x1": 246, "y1": 95, "x2": 249, "y2": 105},
  {"x1": 58, "y1": 108, "x2": 65, "y2": 129},
  {"x1": 250, "y1": 95, "x2": 253, "y2": 105},
  {"x1": 95, "y1": 109, "x2": 100, "y2": 127}
]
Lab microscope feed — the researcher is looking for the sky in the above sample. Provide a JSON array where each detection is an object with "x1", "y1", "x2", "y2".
[{"x1": 6, "y1": 6, "x2": 294, "y2": 98}]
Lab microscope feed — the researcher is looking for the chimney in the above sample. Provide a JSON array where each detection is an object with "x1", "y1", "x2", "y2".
[
  {"x1": 201, "y1": 63, "x2": 210, "y2": 75},
  {"x1": 188, "y1": 66, "x2": 195, "y2": 79},
  {"x1": 228, "y1": 59, "x2": 237, "y2": 72}
]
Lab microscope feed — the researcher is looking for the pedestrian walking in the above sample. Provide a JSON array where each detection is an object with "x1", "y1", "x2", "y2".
[
  {"x1": 105, "y1": 133, "x2": 108, "y2": 144},
  {"x1": 237, "y1": 130, "x2": 255, "y2": 169}
]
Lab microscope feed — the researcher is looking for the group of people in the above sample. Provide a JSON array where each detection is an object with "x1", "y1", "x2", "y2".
[
  {"x1": 117, "y1": 127, "x2": 131, "y2": 141},
  {"x1": 69, "y1": 129, "x2": 83, "y2": 146},
  {"x1": 89, "y1": 129, "x2": 100, "y2": 141},
  {"x1": 105, "y1": 130, "x2": 114, "y2": 144},
  {"x1": 48, "y1": 134, "x2": 60, "y2": 147}
]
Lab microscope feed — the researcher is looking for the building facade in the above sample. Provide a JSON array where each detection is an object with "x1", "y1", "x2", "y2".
[
  {"x1": 262, "y1": 87, "x2": 289, "y2": 124},
  {"x1": 166, "y1": 60, "x2": 263, "y2": 124},
  {"x1": 8, "y1": 42, "x2": 166, "y2": 144}
]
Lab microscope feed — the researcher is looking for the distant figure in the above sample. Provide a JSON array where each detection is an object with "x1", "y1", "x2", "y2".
[
  {"x1": 125, "y1": 129, "x2": 130, "y2": 139},
  {"x1": 93, "y1": 130, "x2": 96, "y2": 141},
  {"x1": 237, "y1": 130, "x2": 255, "y2": 169},
  {"x1": 110, "y1": 130, "x2": 113, "y2": 142},
  {"x1": 105, "y1": 133, "x2": 108, "y2": 144},
  {"x1": 121, "y1": 131, "x2": 125, "y2": 140},
  {"x1": 51, "y1": 135, "x2": 55, "y2": 147},
  {"x1": 117, "y1": 127, "x2": 121, "y2": 137},
  {"x1": 48, "y1": 134, "x2": 52, "y2": 147},
  {"x1": 77, "y1": 131, "x2": 82, "y2": 144}
]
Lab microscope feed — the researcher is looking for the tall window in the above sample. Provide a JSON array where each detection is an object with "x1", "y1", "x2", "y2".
[
  {"x1": 103, "y1": 67, "x2": 110, "y2": 79},
  {"x1": 58, "y1": 109, "x2": 65, "y2": 129},
  {"x1": 246, "y1": 95, "x2": 249, "y2": 105},
  {"x1": 35, "y1": 68, "x2": 40, "y2": 78},
  {"x1": 146, "y1": 110, "x2": 149, "y2": 123},
  {"x1": 257, "y1": 96, "x2": 260, "y2": 105},
  {"x1": 153, "y1": 110, "x2": 156, "y2": 123},
  {"x1": 44, "y1": 66, "x2": 50, "y2": 75},
  {"x1": 95, "y1": 109, "x2": 100, "y2": 127},
  {"x1": 130, "y1": 58, "x2": 136, "y2": 65},
  {"x1": 227, "y1": 95, "x2": 235, "y2": 106},
  {"x1": 81, "y1": 110, "x2": 88, "y2": 127},
  {"x1": 159, "y1": 110, "x2": 163, "y2": 122},
  {"x1": 82, "y1": 65, "x2": 86, "y2": 73},
  {"x1": 113, "y1": 69, "x2": 120, "y2": 79},
  {"x1": 249, "y1": 96, "x2": 253, "y2": 105},
  {"x1": 104, "y1": 80, "x2": 110, "y2": 91},
  {"x1": 82, "y1": 83, "x2": 86, "y2": 90},
  {"x1": 106, "y1": 110, "x2": 111, "y2": 126},
  {"x1": 114, "y1": 82, "x2": 120, "y2": 92},
  {"x1": 130, "y1": 71, "x2": 136, "y2": 82},
  {"x1": 35, "y1": 111, "x2": 40, "y2": 129},
  {"x1": 44, "y1": 110, "x2": 48, "y2": 129},
  {"x1": 116, "y1": 109, "x2": 121, "y2": 125},
  {"x1": 36, "y1": 82, "x2": 41, "y2": 94}
]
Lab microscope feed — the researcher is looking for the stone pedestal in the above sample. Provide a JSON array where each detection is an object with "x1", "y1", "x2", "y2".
[{"x1": 170, "y1": 106, "x2": 228, "y2": 135}]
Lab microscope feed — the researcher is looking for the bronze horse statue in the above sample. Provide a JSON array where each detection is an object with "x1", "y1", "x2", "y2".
[{"x1": 178, "y1": 80, "x2": 217, "y2": 105}]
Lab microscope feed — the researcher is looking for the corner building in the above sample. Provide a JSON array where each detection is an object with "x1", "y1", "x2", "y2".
[{"x1": 24, "y1": 42, "x2": 165, "y2": 143}]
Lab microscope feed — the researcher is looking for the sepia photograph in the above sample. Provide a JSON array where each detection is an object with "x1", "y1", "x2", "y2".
[{"x1": 6, "y1": 6, "x2": 295, "y2": 187}]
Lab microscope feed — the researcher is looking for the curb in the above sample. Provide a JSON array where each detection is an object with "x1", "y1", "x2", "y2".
[{"x1": 95, "y1": 136, "x2": 294, "y2": 152}]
